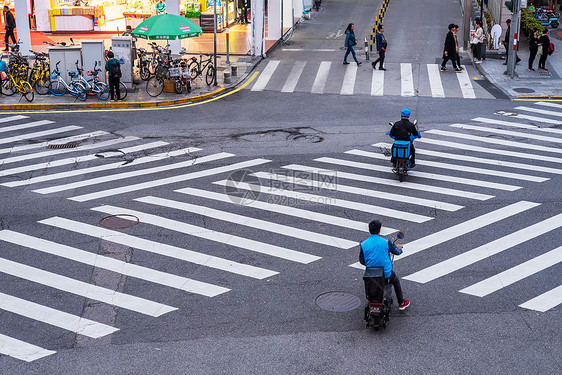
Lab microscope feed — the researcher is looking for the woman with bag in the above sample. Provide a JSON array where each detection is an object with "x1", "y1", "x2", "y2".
[
  {"x1": 343, "y1": 23, "x2": 361, "y2": 65},
  {"x1": 538, "y1": 28, "x2": 551, "y2": 71},
  {"x1": 471, "y1": 19, "x2": 484, "y2": 63}
]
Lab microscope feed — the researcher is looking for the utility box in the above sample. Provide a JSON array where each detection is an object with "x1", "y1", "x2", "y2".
[
  {"x1": 81, "y1": 39, "x2": 106, "y2": 83},
  {"x1": 48, "y1": 46, "x2": 82, "y2": 84},
  {"x1": 111, "y1": 36, "x2": 133, "y2": 89}
]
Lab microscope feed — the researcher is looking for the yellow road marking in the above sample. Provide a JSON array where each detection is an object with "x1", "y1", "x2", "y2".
[{"x1": 0, "y1": 72, "x2": 259, "y2": 115}]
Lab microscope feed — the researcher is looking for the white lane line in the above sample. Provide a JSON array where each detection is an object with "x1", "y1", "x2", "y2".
[
  {"x1": 136, "y1": 195, "x2": 356, "y2": 249},
  {"x1": 496, "y1": 110, "x2": 562, "y2": 125},
  {"x1": 359, "y1": 147, "x2": 547, "y2": 182},
  {"x1": 515, "y1": 106, "x2": 562, "y2": 118},
  {"x1": 32, "y1": 151, "x2": 231, "y2": 194},
  {"x1": 192, "y1": 185, "x2": 398, "y2": 235},
  {"x1": 404, "y1": 213, "x2": 562, "y2": 284},
  {"x1": 460, "y1": 246, "x2": 562, "y2": 297},
  {"x1": 0, "y1": 115, "x2": 28, "y2": 124},
  {"x1": 0, "y1": 120, "x2": 54, "y2": 134},
  {"x1": 0, "y1": 140, "x2": 164, "y2": 178},
  {"x1": 450, "y1": 123, "x2": 562, "y2": 144},
  {"x1": 456, "y1": 68, "x2": 476, "y2": 98},
  {"x1": 340, "y1": 64, "x2": 357, "y2": 95},
  {"x1": 280, "y1": 164, "x2": 465, "y2": 210},
  {"x1": 425, "y1": 130, "x2": 562, "y2": 155},
  {"x1": 519, "y1": 285, "x2": 562, "y2": 312},
  {"x1": 67, "y1": 158, "x2": 269, "y2": 202},
  {"x1": 0, "y1": 230, "x2": 228, "y2": 297},
  {"x1": 0, "y1": 256, "x2": 177, "y2": 317},
  {"x1": 281, "y1": 61, "x2": 306, "y2": 93},
  {"x1": 304, "y1": 159, "x2": 495, "y2": 199},
  {"x1": 93, "y1": 204, "x2": 321, "y2": 264},
  {"x1": 319, "y1": 154, "x2": 519, "y2": 191},
  {"x1": 401, "y1": 63, "x2": 415, "y2": 97},
  {"x1": 251, "y1": 60, "x2": 280, "y2": 91},
  {"x1": 0, "y1": 292, "x2": 118, "y2": 338},
  {"x1": 39, "y1": 217, "x2": 277, "y2": 280},
  {"x1": 0, "y1": 126, "x2": 81, "y2": 146},
  {"x1": 413, "y1": 138, "x2": 562, "y2": 166},
  {"x1": 427, "y1": 64, "x2": 445, "y2": 98},
  {"x1": 0, "y1": 131, "x2": 108, "y2": 156},
  {"x1": 535, "y1": 101, "x2": 562, "y2": 109},
  {"x1": 0, "y1": 333, "x2": 56, "y2": 362},
  {"x1": 0, "y1": 136, "x2": 139, "y2": 167},
  {"x1": 472, "y1": 117, "x2": 562, "y2": 135},
  {"x1": 4, "y1": 146, "x2": 200, "y2": 187},
  {"x1": 371, "y1": 69, "x2": 384, "y2": 96},
  {"x1": 252, "y1": 172, "x2": 433, "y2": 223},
  {"x1": 349, "y1": 201, "x2": 540, "y2": 269},
  {"x1": 311, "y1": 61, "x2": 332, "y2": 94},
  {"x1": 281, "y1": 48, "x2": 337, "y2": 52}
]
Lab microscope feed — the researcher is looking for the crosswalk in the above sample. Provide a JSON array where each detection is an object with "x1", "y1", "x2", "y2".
[
  {"x1": 0, "y1": 102, "x2": 561, "y2": 361},
  {"x1": 247, "y1": 60, "x2": 492, "y2": 98}
]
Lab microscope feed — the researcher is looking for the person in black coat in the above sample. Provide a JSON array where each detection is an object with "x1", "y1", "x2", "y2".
[
  {"x1": 503, "y1": 19, "x2": 521, "y2": 65},
  {"x1": 441, "y1": 24, "x2": 459, "y2": 72},
  {"x1": 528, "y1": 27, "x2": 539, "y2": 71},
  {"x1": 538, "y1": 28, "x2": 551, "y2": 71},
  {"x1": 3, "y1": 6, "x2": 16, "y2": 51}
]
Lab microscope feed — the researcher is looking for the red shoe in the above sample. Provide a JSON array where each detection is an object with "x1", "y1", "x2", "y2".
[{"x1": 399, "y1": 299, "x2": 410, "y2": 310}]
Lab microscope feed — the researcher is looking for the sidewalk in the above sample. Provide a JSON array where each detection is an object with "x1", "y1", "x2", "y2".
[
  {"x1": 473, "y1": 29, "x2": 562, "y2": 99},
  {"x1": 0, "y1": 54, "x2": 260, "y2": 110}
]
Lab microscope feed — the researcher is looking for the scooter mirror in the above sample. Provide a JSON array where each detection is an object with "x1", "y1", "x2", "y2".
[
  {"x1": 389, "y1": 122, "x2": 393, "y2": 126},
  {"x1": 413, "y1": 119, "x2": 418, "y2": 125},
  {"x1": 397, "y1": 231, "x2": 405, "y2": 239}
]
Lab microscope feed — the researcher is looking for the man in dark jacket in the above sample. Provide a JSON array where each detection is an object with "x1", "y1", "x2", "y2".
[
  {"x1": 441, "y1": 23, "x2": 460, "y2": 72},
  {"x1": 390, "y1": 108, "x2": 419, "y2": 168},
  {"x1": 105, "y1": 51, "x2": 121, "y2": 101},
  {"x1": 371, "y1": 24, "x2": 387, "y2": 71},
  {"x1": 503, "y1": 19, "x2": 521, "y2": 65},
  {"x1": 3, "y1": 6, "x2": 16, "y2": 51}
]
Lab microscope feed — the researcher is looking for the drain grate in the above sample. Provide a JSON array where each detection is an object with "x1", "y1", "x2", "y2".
[
  {"x1": 48, "y1": 142, "x2": 79, "y2": 149},
  {"x1": 315, "y1": 292, "x2": 361, "y2": 312},
  {"x1": 100, "y1": 214, "x2": 139, "y2": 229}
]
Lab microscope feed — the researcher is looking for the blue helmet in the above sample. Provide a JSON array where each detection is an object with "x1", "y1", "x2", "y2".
[{"x1": 401, "y1": 108, "x2": 411, "y2": 117}]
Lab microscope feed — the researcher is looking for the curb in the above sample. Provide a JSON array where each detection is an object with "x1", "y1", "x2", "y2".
[{"x1": 0, "y1": 87, "x2": 227, "y2": 111}]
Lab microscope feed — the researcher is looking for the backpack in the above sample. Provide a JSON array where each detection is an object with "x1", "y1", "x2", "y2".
[
  {"x1": 111, "y1": 62, "x2": 122, "y2": 78},
  {"x1": 548, "y1": 42, "x2": 555, "y2": 55}
]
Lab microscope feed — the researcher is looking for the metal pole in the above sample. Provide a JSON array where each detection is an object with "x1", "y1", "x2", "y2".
[
  {"x1": 463, "y1": 0, "x2": 472, "y2": 51},
  {"x1": 507, "y1": 0, "x2": 520, "y2": 78},
  {"x1": 226, "y1": 19, "x2": 230, "y2": 64},
  {"x1": 364, "y1": 37, "x2": 369, "y2": 60},
  {"x1": 214, "y1": 0, "x2": 218, "y2": 85}
]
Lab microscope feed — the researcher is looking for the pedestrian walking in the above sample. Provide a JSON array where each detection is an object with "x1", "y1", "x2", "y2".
[
  {"x1": 105, "y1": 51, "x2": 122, "y2": 102},
  {"x1": 453, "y1": 25, "x2": 463, "y2": 70},
  {"x1": 343, "y1": 23, "x2": 361, "y2": 65},
  {"x1": 503, "y1": 19, "x2": 521, "y2": 65},
  {"x1": 441, "y1": 23, "x2": 460, "y2": 72},
  {"x1": 528, "y1": 27, "x2": 539, "y2": 71},
  {"x1": 471, "y1": 19, "x2": 484, "y2": 63},
  {"x1": 3, "y1": 6, "x2": 16, "y2": 51},
  {"x1": 371, "y1": 24, "x2": 387, "y2": 71},
  {"x1": 538, "y1": 28, "x2": 551, "y2": 71}
]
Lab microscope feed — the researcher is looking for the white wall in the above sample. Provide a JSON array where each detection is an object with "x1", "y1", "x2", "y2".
[{"x1": 267, "y1": 0, "x2": 281, "y2": 40}]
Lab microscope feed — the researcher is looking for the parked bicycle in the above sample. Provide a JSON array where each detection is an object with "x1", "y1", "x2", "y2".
[
  {"x1": 28, "y1": 50, "x2": 50, "y2": 95},
  {"x1": 173, "y1": 59, "x2": 192, "y2": 94},
  {"x1": 1, "y1": 66, "x2": 34, "y2": 102},
  {"x1": 68, "y1": 60, "x2": 109, "y2": 101},
  {"x1": 48, "y1": 61, "x2": 87, "y2": 101},
  {"x1": 188, "y1": 54, "x2": 217, "y2": 86}
]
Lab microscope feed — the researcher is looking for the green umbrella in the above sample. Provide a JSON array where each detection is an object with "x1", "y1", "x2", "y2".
[{"x1": 131, "y1": 14, "x2": 203, "y2": 40}]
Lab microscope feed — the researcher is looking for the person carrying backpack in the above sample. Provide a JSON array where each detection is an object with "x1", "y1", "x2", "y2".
[{"x1": 105, "y1": 51, "x2": 122, "y2": 101}]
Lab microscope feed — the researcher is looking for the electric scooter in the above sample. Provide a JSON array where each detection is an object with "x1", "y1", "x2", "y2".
[{"x1": 387, "y1": 119, "x2": 420, "y2": 182}]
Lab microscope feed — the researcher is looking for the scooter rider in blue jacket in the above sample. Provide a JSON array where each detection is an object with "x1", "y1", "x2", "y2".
[
  {"x1": 359, "y1": 220, "x2": 411, "y2": 310},
  {"x1": 389, "y1": 108, "x2": 420, "y2": 168}
]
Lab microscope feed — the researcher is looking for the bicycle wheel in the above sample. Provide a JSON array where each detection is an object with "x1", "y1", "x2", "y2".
[
  {"x1": 86, "y1": 78, "x2": 98, "y2": 96},
  {"x1": 146, "y1": 77, "x2": 164, "y2": 97},
  {"x1": 140, "y1": 65, "x2": 151, "y2": 81},
  {"x1": 48, "y1": 80, "x2": 67, "y2": 96},
  {"x1": 186, "y1": 80, "x2": 192, "y2": 93},
  {"x1": 21, "y1": 81, "x2": 34, "y2": 102},
  {"x1": 119, "y1": 82, "x2": 127, "y2": 100},
  {"x1": 188, "y1": 61, "x2": 200, "y2": 80},
  {"x1": 174, "y1": 79, "x2": 183, "y2": 94},
  {"x1": 71, "y1": 82, "x2": 87, "y2": 101},
  {"x1": 2, "y1": 78, "x2": 17, "y2": 96},
  {"x1": 205, "y1": 65, "x2": 215, "y2": 86},
  {"x1": 95, "y1": 82, "x2": 109, "y2": 100},
  {"x1": 34, "y1": 74, "x2": 50, "y2": 95}
]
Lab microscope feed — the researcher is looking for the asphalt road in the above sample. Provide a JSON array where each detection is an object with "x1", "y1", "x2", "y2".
[{"x1": 0, "y1": 0, "x2": 560, "y2": 374}]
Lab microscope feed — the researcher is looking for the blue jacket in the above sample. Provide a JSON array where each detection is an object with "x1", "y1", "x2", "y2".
[
  {"x1": 359, "y1": 234, "x2": 402, "y2": 278},
  {"x1": 375, "y1": 32, "x2": 386, "y2": 52},
  {"x1": 0, "y1": 60, "x2": 7, "y2": 74},
  {"x1": 345, "y1": 30, "x2": 357, "y2": 47}
]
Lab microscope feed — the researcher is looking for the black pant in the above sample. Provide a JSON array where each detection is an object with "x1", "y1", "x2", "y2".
[
  {"x1": 373, "y1": 49, "x2": 385, "y2": 69},
  {"x1": 4, "y1": 28, "x2": 16, "y2": 48},
  {"x1": 441, "y1": 54, "x2": 457, "y2": 69},
  {"x1": 472, "y1": 42, "x2": 483, "y2": 60},
  {"x1": 539, "y1": 53, "x2": 547, "y2": 69},
  {"x1": 529, "y1": 47, "x2": 537, "y2": 69},
  {"x1": 455, "y1": 52, "x2": 461, "y2": 68},
  {"x1": 389, "y1": 271, "x2": 404, "y2": 305},
  {"x1": 108, "y1": 77, "x2": 120, "y2": 100}
]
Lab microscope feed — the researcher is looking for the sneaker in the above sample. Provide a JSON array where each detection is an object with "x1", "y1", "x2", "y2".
[
  {"x1": 398, "y1": 300, "x2": 410, "y2": 310},
  {"x1": 379, "y1": 67, "x2": 386, "y2": 71},
  {"x1": 357, "y1": 61, "x2": 362, "y2": 65},
  {"x1": 475, "y1": 60, "x2": 482, "y2": 64},
  {"x1": 528, "y1": 68, "x2": 535, "y2": 71},
  {"x1": 343, "y1": 62, "x2": 350, "y2": 65},
  {"x1": 440, "y1": 67, "x2": 448, "y2": 72},
  {"x1": 458, "y1": 66, "x2": 464, "y2": 70},
  {"x1": 455, "y1": 68, "x2": 462, "y2": 72},
  {"x1": 371, "y1": 62, "x2": 376, "y2": 69}
]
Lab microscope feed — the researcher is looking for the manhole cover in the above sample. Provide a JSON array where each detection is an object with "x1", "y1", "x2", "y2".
[
  {"x1": 100, "y1": 214, "x2": 139, "y2": 229},
  {"x1": 315, "y1": 292, "x2": 361, "y2": 312},
  {"x1": 513, "y1": 87, "x2": 535, "y2": 93},
  {"x1": 48, "y1": 142, "x2": 78, "y2": 149}
]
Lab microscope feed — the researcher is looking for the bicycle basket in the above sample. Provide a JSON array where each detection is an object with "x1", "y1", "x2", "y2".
[
  {"x1": 50, "y1": 72, "x2": 60, "y2": 80},
  {"x1": 169, "y1": 67, "x2": 181, "y2": 78}
]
